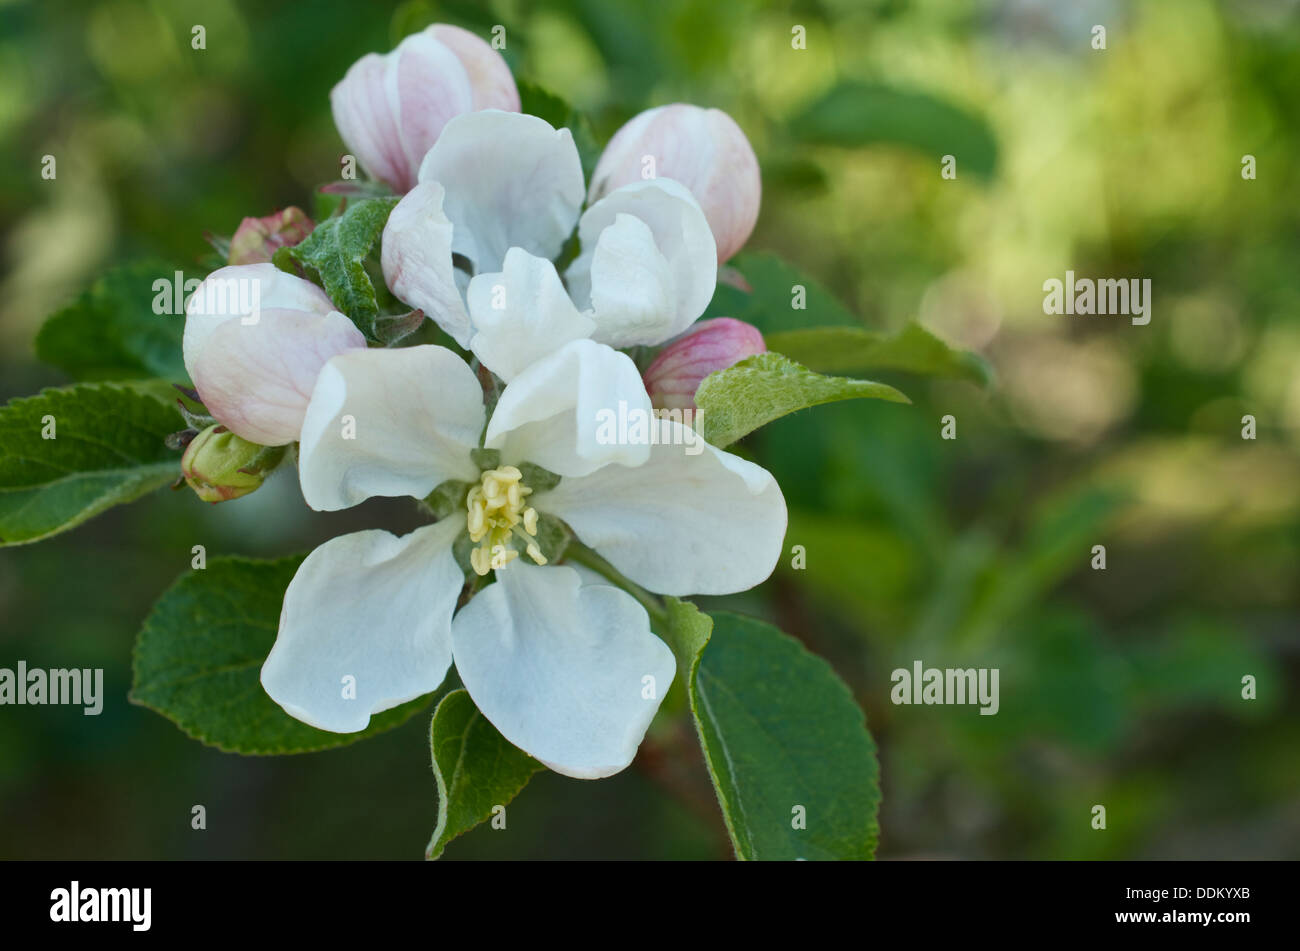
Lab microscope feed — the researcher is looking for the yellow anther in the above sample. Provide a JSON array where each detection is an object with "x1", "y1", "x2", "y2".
[
  {"x1": 467, "y1": 466, "x2": 547, "y2": 575},
  {"x1": 490, "y1": 544, "x2": 518, "y2": 570},
  {"x1": 470, "y1": 546, "x2": 490, "y2": 576}
]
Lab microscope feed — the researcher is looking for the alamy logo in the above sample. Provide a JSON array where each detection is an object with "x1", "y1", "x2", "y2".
[
  {"x1": 594, "y1": 401, "x2": 705, "y2": 455},
  {"x1": 890, "y1": 660, "x2": 1000, "y2": 715},
  {"x1": 0, "y1": 662, "x2": 103, "y2": 715},
  {"x1": 50, "y1": 881, "x2": 151, "y2": 931},
  {"x1": 1043, "y1": 270, "x2": 1151, "y2": 325},
  {"x1": 154, "y1": 270, "x2": 263, "y2": 325}
]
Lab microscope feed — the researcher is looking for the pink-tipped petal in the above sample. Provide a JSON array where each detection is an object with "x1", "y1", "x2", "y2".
[
  {"x1": 183, "y1": 265, "x2": 365, "y2": 445},
  {"x1": 642, "y1": 317, "x2": 766, "y2": 411},
  {"x1": 590, "y1": 104, "x2": 761, "y2": 263},
  {"x1": 329, "y1": 25, "x2": 519, "y2": 194},
  {"x1": 431, "y1": 24, "x2": 520, "y2": 111}
]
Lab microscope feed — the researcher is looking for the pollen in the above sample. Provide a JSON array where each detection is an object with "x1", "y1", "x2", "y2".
[{"x1": 466, "y1": 465, "x2": 546, "y2": 576}]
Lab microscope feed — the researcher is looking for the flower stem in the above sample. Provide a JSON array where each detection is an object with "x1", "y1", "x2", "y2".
[{"x1": 563, "y1": 542, "x2": 668, "y2": 626}]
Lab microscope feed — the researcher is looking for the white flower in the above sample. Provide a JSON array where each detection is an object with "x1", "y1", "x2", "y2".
[
  {"x1": 380, "y1": 110, "x2": 718, "y2": 381},
  {"x1": 260, "y1": 338, "x2": 786, "y2": 778},
  {"x1": 183, "y1": 264, "x2": 365, "y2": 446}
]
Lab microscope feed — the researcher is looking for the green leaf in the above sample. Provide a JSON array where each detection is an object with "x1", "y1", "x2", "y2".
[
  {"x1": 517, "y1": 79, "x2": 601, "y2": 182},
  {"x1": 35, "y1": 260, "x2": 188, "y2": 382},
  {"x1": 131, "y1": 554, "x2": 433, "y2": 754},
  {"x1": 658, "y1": 596, "x2": 712, "y2": 676},
  {"x1": 373, "y1": 307, "x2": 427, "y2": 347},
  {"x1": 313, "y1": 180, "x2": 395, "y2": 223},
  {"x1": 706, "y1": 251, "x2": 859, "y2": 333},
  {"x1": 790, "y1": 81, "x2": 999, "y2": 180},
  {"x1": 764, "y1": 324, "x2": 993, "y2": 386},
  {"x1": 654, "y1": 597, "x2": 714, "y2": 717},
  {"x1": 704, "y1": 253, "x2": 992, "y2": 386},
  {"x1": 274, "y1": 196, "x2": 398, "y2": 338},
  {"x1": 965, "y1": 487, "x2": 1129, "y2": 645},
  {"x1": 426, "y1": 688, "x2": 542, "y2": 859},
  {"x1": 0, "y1": 383, "x2": 182, "y2": 546},
  {"x1": 695, "y1": 351, "x2": 909, "y2": 448},
  {"x1": 689, "y1": 613, "x2": 881, "y2": 860}
]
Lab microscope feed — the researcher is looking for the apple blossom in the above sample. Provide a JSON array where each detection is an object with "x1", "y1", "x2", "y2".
[
  {"x1": 227, "y1": 207, "x2": 313, "y2": 265},
  {"x1": 380, "y1": 109, "x2": 718, "y2": 377},
  {"x1": 182, "y1": 263, "x2": 366, "y2": 447},
  {"x1": 643, "y1": 317, "x2": 767, "y2": 411},
  {"x1": 588, "y1": 104, "x2": 762, "y2": 263},
  {"x1": 330, "y1": 24, "x2": 520, "y2": 194},
  {"x1": 260, "y1": 338, "x2": 786, "y2": 778}
]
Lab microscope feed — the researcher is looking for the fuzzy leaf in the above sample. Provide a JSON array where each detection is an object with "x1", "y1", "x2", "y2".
[
  {"x1": 658, "y1": 596, "x2": 713, "y2": 688},
  {"x1": 0, "y1": 383, "x2": 183, "y2": 545},
  {"x1": 764, "y1": 324, "x2": 993, "y2": 386},
  {"x1": 274, "y1": 196, "x2": 398, "y2": 338},
  {"x1": 35, "y1": 260, "x2": 188, "y2": 382},
  {"x1": 131, "y1": 554, "x2": 433, "y2": 754},
  {"x1": 427, "y1": 688, "x2": 542, "y2": 859},
  {"x1": 688, "y1": 613, "x2": 881, "y2": 860},
  {"x1": 695, "y1": 351, "x2": 908, "y2": 448}
]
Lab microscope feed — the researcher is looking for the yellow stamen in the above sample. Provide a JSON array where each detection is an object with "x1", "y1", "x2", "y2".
[{"x1": 466, "y1": 466, "x2": 546, "y2": 575}]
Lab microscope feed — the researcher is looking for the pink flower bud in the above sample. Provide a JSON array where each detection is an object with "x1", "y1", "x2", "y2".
[
  {"x1": 589, "y1": 104, "x2": 761, "y2": 263},
  {"x1": 643, "y1": 318, "x2": 766, "y2": 411},
  {"x1": 228, "y1": 207, "x2": 314, "y2": 265},
  {"x1": 330, "y1": 24, "x2": 520, "y2": 194},
  {"x1": 183, "y1": 264, "x2": 366, "y2": 446}
]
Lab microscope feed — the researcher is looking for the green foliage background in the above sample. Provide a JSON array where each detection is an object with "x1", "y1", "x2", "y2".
[{"x1": 1, "y1": 0, "x2": 1298, "y2": 858}]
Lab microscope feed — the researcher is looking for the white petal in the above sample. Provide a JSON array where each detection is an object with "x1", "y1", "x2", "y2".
[
  {"x1": 466, "y1": 248, "x2": 596, "y2": 381},
  {"x1": 189, "y1": 308, "x2": 365, "y2": 446},
  {"x1": 566, "y1": 178, "x2": 717, "y2": 346},
  {"x1": 382, "y1": 182, "x2": 473, "y2": 346},
  {"x1": 183, "y1": 265, "x2": 361, "y2": 445},
  {"x1": 417, "y1": 110, "x2": 584, "y2": 274},
  {"x1": 588, "y1": 104, "x2": 762, "y2": 263},
  {"x1": 485, "y1": 339, "x2": 651, "y2": 478},
  {"x1": 329, "y1": 53, "x2": 410, "y2": 192},
  {"x1": 390, "y1": 29, "x2": 476, "y2": 182},
  {"x1": 429, "y1": 24, "x2": 520, "y2": 112},
  {"x1": 183, "y1": 263, "x2": 335, "y2": 361},
  {"x1": 262, "y1": 519, "x2": 464, "y2": 733},
  {"x1": 299, "y1": 345, "x2": 484, "y2": 511},
  {"x1": 451, "y1": 564, "x2": 675, "y2": 779},
  {"x1": 538, "y1": 420, "x2": 787, "y2": 595},
  {"x1": 586, "y1": 213, "x2": 676, "y2": 348}
]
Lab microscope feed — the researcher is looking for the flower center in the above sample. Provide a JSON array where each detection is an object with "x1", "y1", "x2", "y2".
[{"x1": 466, "y1": 465, "x2": 546, "y2": 576}]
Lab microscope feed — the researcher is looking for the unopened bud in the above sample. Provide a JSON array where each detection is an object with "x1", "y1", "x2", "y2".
[
  {"x1": 183, "y1": 264, "x2": 366, "y2": 446},
  {"x1": 228, "y1": 207, "x2": 314, "y2": 265},
  {"x1": 643, "y1": 318, "x2": 766, "y2": 411},
  {"x1": 331, "y1": 24, "x2": 520, "y2": 193},
  {"x1": 181, "y1": 424, "x2": 285, "y2": 503},
  {"x1": 589, "y1": 104, "x2": 761, "y2": 263}
]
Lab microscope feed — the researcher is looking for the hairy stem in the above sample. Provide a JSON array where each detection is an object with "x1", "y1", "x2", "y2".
[{"x1": 563, "y1": 541, "x2": 668, "y2": 626}]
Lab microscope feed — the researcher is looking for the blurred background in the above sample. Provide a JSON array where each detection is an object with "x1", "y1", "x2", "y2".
[{"x1": 1, "y1": 0, "x2": 1298, "y2": 859}]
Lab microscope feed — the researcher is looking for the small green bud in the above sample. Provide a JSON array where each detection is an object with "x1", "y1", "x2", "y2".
[{"x1": 181, "y1": 425, "x2": 285, "y2": 503}]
